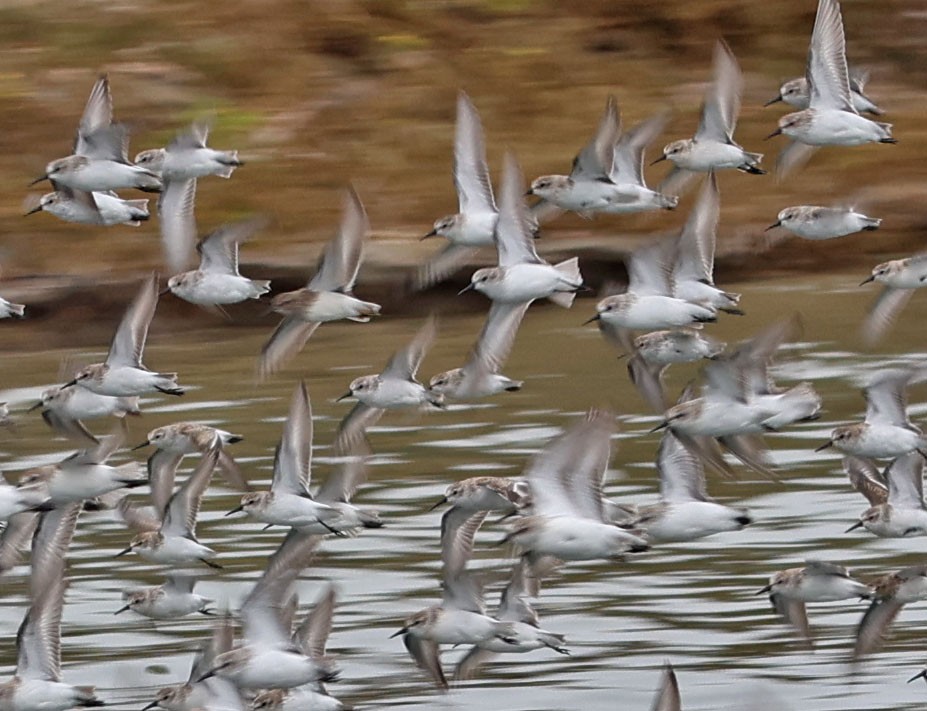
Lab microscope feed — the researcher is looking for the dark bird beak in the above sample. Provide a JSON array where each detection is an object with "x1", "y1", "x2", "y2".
[
  {"x1": 389, "y1": 627, "x2": 408, "y2": 639},
  {"x1": 908, "y1": 669, "x2": 927, "y2": 684},
  {"x1": 27, "y1": 401, "x2": 43, "y2": 412},
  {"x1": 421, "y1": 229, "x2": 437, "y2": 240},
  {"x1": 141, "y1": 702, "x2": 160, "y2": 711},
  {"x1": 755, "y1": 584, "x2": 772, "y2": 595},
  {"x1": 428, "y1": 496, "x2": 448, "y2": 512},
  {"x1": 582, "y1": 313, "x2": 601, "y2": 325},
  {"x1": 336, "y1": 391, "x2": 353, "y2": 403},
  {"x1": 524, "y1": 189, "x2": 534, "y2": 197},
  {"x1": 24, "y1": 205, "x2": 42, "y2": 216},
  {"x1": 196, "y1": 671, "x2": 216, "y2": 683},
  {"x1": 114, "y1": 546, "x2": 133, "y2": 557},
  {"x1": 225, "y1": 504, "x2": 244, "y2": 516},
  {"x1": 845, "y1": 521, "x2": 864, "y2": 533},
  {"x1": 860, "y1": 275, "x2": 876, "y2": 286},
  {"x1": 650, "y1": 155, "x2": 667, "y2": 166},
  {"x1": 457, "y1": 283, "x2": 476, "y2": 295},
  {"x1": 114, "y1": 604, "x2": 131, "y2": 615},
  {"x1": 61, "y1": 379, "x2": 78, "y2": 389},
  {"x1": 765, "y1": 127, "x2": 783, "y2": 140},
  {"x1": 764, "y1": 221, "x2": 781, "y2": 231},
  {"x1": 131, "y1": 440, "x2": 150, "y2": 451},
  {"x1": 29, "y1": 175, "x2": 48, "y2": 186},
  {"x1": 649, "y1": 421, "x2": 669, "y2": 433},
  {"x1": 814, "y1": 441, "x2": 834, "y2": 452},
  {"x1": 159, "y1": 286, "x2": 171, "y2": 296},
  {"x1": 763, "y1": 95, "x2": 784, "y2": 107}
]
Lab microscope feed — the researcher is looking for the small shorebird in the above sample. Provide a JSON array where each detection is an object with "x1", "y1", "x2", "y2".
[
  {"x1": 854, "y1": 565, "x2": 927, "y2": 659},
  {"x1": 116, "y1": 446, "x2": 221, "y2": 568},
  {"x1": 759, "y1": 560, "x2": 870, "y2": 642},
  {"x1": 454, "y1": 560, "x2": 568, "y2": 681},
  {"x1": 63, "y1": 274, "x2": 185, "y2": 397},
  {"x1": 844, "y1": 453, "x2": 927, "y2": 537},
  {"x1": 655, "y1": 41, "x2": 764, "y2": 195},
  {"x1": 816, "y1": 369, "x2": 927, "y2": 459},
  {"x1": 259, "y1": 187, "x2": 380, "y2": 378},
  {"x1": 335, "y1": 315, "x2": 443, "y2": 452}
]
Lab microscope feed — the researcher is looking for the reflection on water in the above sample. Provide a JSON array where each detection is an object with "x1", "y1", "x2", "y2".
[{"x1": 2, "y1": 272, "x2": 927, "y2": 710}]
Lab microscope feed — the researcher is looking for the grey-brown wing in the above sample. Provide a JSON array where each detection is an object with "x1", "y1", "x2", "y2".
[
  {"x1": 862, "y1": 287, "x2": 913, "y2": 347},
  {"x1": 40, "y1": 410, "x2": 98, "y2": 446},
  {"x1": 382, "y1": 315, "x2": 437, "y2": 380},
  {"x1": 412, "y1": 243, "x2": 479, "y2": 292},
  {"x1": 770, "y1": 593, "x2": 811, "y2": 642},
  {"x1": 0, "y1": 512, "x2": 38, "y2": 575},
  {"x1": 159, "y1": 178, "x2": 198, "y2": 275},
  {"x1": 650, "y1": 662, "x2": 681, "y2": 711},
  {"x1": 454, "y1": 646, "x2": 495, "y2": 682},
  {"x1": 570, "y1": 95, "x2": 619, "y2": 182},
  {"x1": 308, "y1": 187, "x2": 368, "y2": 293},
  {"x1": 333, "y1": 403, "x2": 381, "y2": 456},
  {"x1": 74, "y1": 75, "x2": 113, "y2": 156},
  {"x1": 107, "y1": 273, "x2": 158, "y2": 369},
  {"x1": 148, "y1": 450, "x2": 183, "y2": 516},
  {"x1": 854, "y1": 598, "x2": 903, "y2": 659},
  {"x1": 844, "y1": 456, "x2": 888, "y2": 506},
  {"x1": 404, "y1": 635, "x2": 447, "y2": 690},
  {"x1": 775, "y1": 141, "x2": 818, "y2": 179},
  {"x1": 258, "y1": 318, "x2": 320, "y2": 380}
]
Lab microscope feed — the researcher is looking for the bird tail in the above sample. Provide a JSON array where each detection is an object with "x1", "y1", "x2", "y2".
[
  {"x1": 547, "y1": 257, "x2": 583, "y2": 308},
  {"x1": 216, "y1": 151, "x2": 243, "y2": 178}
]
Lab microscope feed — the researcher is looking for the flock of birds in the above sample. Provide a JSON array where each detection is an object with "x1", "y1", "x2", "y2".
[{"x1": 2, "y1": 0, "x2": 927, "y2": 708}]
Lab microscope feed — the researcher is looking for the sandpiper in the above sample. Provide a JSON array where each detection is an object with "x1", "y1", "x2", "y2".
[
  {"x1": 63, "y1": 274, "x2": 185, "y2": 397},
  {"x1": 259, "y1": 187, "x2": 381, "y2": 378}
]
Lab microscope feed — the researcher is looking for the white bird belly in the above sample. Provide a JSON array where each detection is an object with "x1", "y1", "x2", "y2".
[
  {"x1": 644, "y1": 501, "x2": 747, "y2": 542},
  {"x1": 427, "y1": 610, "x2": 501, "y2": 645},
  {"x1": 174, "y1": 274, "x2": 263, "y2": 305}
]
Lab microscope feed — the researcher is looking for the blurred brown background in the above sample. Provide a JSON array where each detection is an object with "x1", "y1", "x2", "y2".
[{"x1": 2, "y1": 0, "x2": 926, "y2": 297}]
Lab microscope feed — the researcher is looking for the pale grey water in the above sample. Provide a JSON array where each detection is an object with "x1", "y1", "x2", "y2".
[{"x1": 2, "y1": 272, "x2": 927, "y2": 710}]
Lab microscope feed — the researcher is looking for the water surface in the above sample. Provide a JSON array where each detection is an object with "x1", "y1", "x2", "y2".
[{"x1": 1, "y1": 272, "x2": 927, "y2": 710}]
